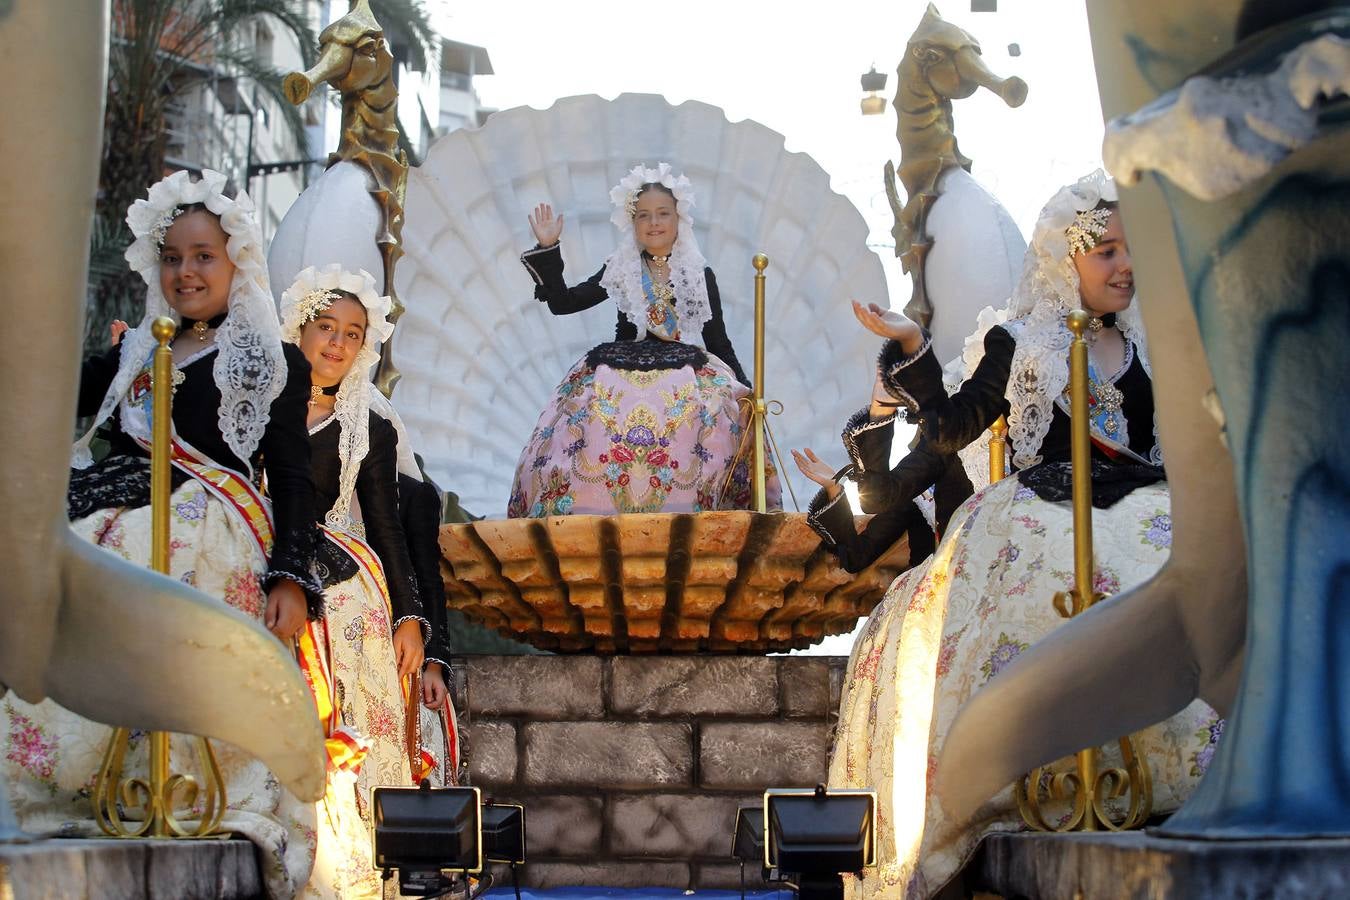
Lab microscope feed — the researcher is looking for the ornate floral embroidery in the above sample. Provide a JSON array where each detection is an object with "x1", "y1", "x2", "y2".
[
  {"x1": 6, "y1": 709, "x2": 57, "y2": 785},
  {"x1": 222, "y1": 567, "x2": 264, "y2": 619},
  {"x1": 174, "y1": 489, "x2": 208, "y2": 521},
  {"x1": 1190, "y1": 716, "x2": 1225, "y2": 776},
  {"x1": 1142, "y1": 511, "x2": 1172, "y2": 549},
  {"x1": 981, "y1": 632, "x2": 1030, "y2": 680},
  {"x1": 509, "y1": 343, "x2": 777, "y2": 517}
]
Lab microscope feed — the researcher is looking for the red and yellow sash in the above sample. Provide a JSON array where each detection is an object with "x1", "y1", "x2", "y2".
[
  {"x1": 322, "y1": 526, "x2": 435, "y2": 783},
  {"x1": 135, "y1": 436, "x2": 367, "y2": 773}
]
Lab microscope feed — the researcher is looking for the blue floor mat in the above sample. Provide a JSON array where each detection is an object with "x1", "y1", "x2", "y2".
[{"x1": 482, "y1": 889, "x2": 792, "y2": 898}]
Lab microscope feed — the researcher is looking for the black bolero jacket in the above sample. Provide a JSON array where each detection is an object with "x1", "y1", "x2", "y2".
[
  {"x1": 310, "y1": 412, "x2": 427, "y2": 635},
  {"x1": 520, "y1": 242, "x2": 752, "y2": 386},
  {"x1": 879, "y1": 325, "x2": 1159, "y2": 467},
  {"x1": 75, "y1": 341, "x2": 322, "y2": 615},
  {"x1": 399, "y1": 473, "x2": 453, "y2": 669}
]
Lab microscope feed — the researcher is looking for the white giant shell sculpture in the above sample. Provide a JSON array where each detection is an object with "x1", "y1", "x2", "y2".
[{"x1": 393, "y1": 93, "x2": 890, "y2": 516}]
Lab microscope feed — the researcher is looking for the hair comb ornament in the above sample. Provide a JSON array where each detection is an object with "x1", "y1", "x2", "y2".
[
  {"x1": 296, "y1": 288, "x2": 342, "y2": 325},
  {"x1": 1065, "y1": 207, "x2": 1112, "y2": 257}
]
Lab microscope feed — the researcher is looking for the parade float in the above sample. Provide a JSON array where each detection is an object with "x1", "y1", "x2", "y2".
[{"x1": 3, "y1": 0, "x2": 1347, "y2": 896}]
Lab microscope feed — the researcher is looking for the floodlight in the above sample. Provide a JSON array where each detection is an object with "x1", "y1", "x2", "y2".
[
  {"x1": 764, "y1": 784, "x2": 877, "y2": 900},
  {"x1": 482, "y1": 802, "x2": 526, "y2": 900},
  {"x1": 732, "y1": 805, "x2": 782, "y2": 899},
  {"x1": 373, "y1": 782, "x2": 482, "y2": 896}
]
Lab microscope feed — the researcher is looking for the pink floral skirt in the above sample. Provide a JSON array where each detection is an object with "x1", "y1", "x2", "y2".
[{"x1": 508, "y1": 341, "x2": 779, "y2": 516}]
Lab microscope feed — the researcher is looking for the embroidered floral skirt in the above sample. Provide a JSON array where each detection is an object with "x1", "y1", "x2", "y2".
[
  {"x1": 0, "y1": 481, "x2": 318, "y2": 900},
  {"x1": 507, "y1": 341, "x2": 780, "y2": 517},
  {"x1": 829, "y1": 477, "x2": 1222, "y2": 898},
  {"x1": 302, "y1": 557, "x2": 416, "y2": 899}
]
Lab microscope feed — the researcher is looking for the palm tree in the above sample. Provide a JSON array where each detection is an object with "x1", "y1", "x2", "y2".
[{"x1": 89, "y1": 0, "x2": 436, "y2": 352}]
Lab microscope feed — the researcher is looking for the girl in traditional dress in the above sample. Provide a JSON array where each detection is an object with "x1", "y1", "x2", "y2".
[
  {"x1": 821, "y1": 171, "x2": 1221, "y2": 898},
  {"x1": 509, "y1": 162, "x2": 777, "y2": 516},
  {"x1": 279, "y1": 264, "x2": 431, "y2": 897},
  {"x1": 1, "y1": 170, "x2": 324, "y2": 898}
]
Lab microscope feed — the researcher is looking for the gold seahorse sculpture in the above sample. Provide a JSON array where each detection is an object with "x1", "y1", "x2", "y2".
[
  {"x1": 283, "y1": 0, "x2": 408, "y2": 396},
  {"x1": 886, "y1": 4, "x2": 1027, "y2": 327}
]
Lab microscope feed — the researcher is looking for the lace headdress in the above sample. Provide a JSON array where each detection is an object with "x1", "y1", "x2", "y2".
[
  {"x1": 599, "y1": 163, "x2": 712, "y2": 345},
  {"x1": 73, "y1": 170, "x2": 286, "y2": 474},
  {"x1": 280, "y1": 264, "x2": 394, "y2": 533},
  {"x1": 955, "y1": 169, "x2": 1158, "y2": 472}
]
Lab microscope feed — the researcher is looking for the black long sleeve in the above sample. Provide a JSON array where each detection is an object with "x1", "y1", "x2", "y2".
[
  {"x1": 356, "y1": 416, "x2": 426, "y2": 637},
  {"x1": 807, "y1": 486, "x2": 935, "y2": 574},
  {"x1": 880, "y1": 327, "x2": 1015, "y2": 456},
  {"x1": 259, "y1": 344, "x2": 323, "y2": 616},
  {"x1": 78, "y1": 345, "x2": 122, "y2": 417},
  {"x1": 400, "y1": 474, "x2": 452, "y2": 668},
  {"x1": 520, "y1": 243, "x2": 609, "y2": 316}
]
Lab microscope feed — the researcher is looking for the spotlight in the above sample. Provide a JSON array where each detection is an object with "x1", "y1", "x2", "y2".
[
  {"x1": 482, "y1": 802, "x2": 526, "y2": 900},
  {"x1": 373, "y1": 782, "x2": 482, "y2": 896},
  {"x1": 763, "y1": 784, "x2": 877, "y2": 900},
  {"x1": 732, "y1": 805, "x2": 782, "y2": 898}
]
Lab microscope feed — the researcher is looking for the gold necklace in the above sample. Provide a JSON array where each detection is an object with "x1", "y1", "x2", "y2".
[{"x1": 191, "y1": 320, "x2": 210, "y2": 341}]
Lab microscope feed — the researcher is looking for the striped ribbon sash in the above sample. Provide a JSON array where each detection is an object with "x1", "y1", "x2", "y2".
[{"x1": 321, "y1": 526, "x2": 433, "y2": 782}]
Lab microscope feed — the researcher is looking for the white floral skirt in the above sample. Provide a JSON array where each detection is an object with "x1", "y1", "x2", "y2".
[
  {"x1": 301, "y1": 556, "x2": 416, "y2": 900},
  {"x1": 829, "y1": 476, "x2": 1222, "y2": 898},
  {"x1": 0, "y1": 481, "x2": 318, "y2": 899}
]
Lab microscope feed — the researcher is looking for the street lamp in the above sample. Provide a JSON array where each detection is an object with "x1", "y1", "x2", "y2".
[{"x1": 860, "y1": 66, "x2": 888, "y2": 116}]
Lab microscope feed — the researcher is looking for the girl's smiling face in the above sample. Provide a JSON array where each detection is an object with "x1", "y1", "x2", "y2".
[
  {"x1": 1073, "y1": 210, "x2": 1134, "y2": 315},
  {"x1": 158, "y1": 209, "x2": 235, "y2": 321},
  {"x1": 299, "y1": 294, "x2": 369, "y2": 386}
]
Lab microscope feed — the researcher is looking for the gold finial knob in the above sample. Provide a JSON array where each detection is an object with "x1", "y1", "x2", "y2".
[
  {"x1": 1066, "y1": 309, "x2": 1090, "y2": 337},
  {"x1": 752, "y1": 253, "x2": 769, "y2": 273},
  {"x1": 152, "y1": 316, "x2": 176, "y2": 345}
]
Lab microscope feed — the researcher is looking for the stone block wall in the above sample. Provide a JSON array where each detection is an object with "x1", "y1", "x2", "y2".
[{"x1": 461, "y1": 655, "x2": 849, "y2": 891}]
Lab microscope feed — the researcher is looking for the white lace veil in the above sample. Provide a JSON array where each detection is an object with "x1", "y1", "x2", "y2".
[
  {"x1": 279, "y1": 264, "x2": 394, "y2": 532},
  {"x1": 599, "y1": 163, "x2": 712, "y2": 345},
  {"x1": 72, "y1": 170, "x2": 286, "y2": 475},
  {"x1": 987, "y1": 169, "x2": 1159, "y2": 470}
]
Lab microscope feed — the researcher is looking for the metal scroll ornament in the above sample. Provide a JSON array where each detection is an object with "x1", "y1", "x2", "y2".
[
  {"x1": 1014, "y1": 311, "x2": 1153, "y2": 832},
  {"x1": 90, "y1": 318, "x2": 228, "y2": 839}
]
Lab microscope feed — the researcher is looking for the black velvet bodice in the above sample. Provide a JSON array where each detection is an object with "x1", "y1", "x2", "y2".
[
  {"x1": 310, "y1": 411, "x2": 424, "y2": 630},
  {"x1": 73, "y1": 341, "x2": 318, "y2": 602},
  {"x1": 519, "y1": 243, "x2": 751, "y2": 386}
]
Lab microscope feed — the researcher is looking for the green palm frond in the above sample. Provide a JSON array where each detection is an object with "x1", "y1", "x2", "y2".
[{"x1": 371, "y1": 0, "x2": 439, "y2": 73}]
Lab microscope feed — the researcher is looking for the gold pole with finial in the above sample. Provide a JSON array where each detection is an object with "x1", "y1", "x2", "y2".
[
  {"x1": 988, "y1": 415, "x2": 1008, "y2": 484},
  {"x1": 751, "y1": 254, "x2": 769, "y2": 513},
  {"x1": 1015, "y1": 310, "x2": 1152, "y2": 833},
  {"x1": 92, "y1": 317, "x2": 227, "y2": 839}
]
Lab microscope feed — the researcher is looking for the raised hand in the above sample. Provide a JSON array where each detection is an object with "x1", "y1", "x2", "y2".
[
  {"x1": 528, "y1": 202, "x2": 564, "y2": 247},
  {"x1": 851, "y1": 300, "x2": 923, "y2": 353},
  {"x1": 791, "y1": 448, "x2": 837, "y2": 488}
]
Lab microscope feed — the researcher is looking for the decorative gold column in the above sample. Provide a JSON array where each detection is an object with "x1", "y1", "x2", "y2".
[
  {"x1": 91, "y1": 318, "x2": 227, "y2": 839},
  {"x1": 1015, "y1": 310, "x2": 1152, "y2": 832},
  {"x1": 751, "y1": 254, "x2": 769, "y2": 513},
  {"x1": 988, "y1": 415, "x2": 1008, "y2": 484}
]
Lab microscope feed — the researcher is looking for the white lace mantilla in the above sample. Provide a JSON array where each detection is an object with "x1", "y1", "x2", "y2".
[
  {"x1": 73, "y1": 170, "x2": 286, "y2": 475},
  {"x1": 951, "y1": 170, "x2": 1161, "y2": 472},
  {"x1": 279, "y1": 265, "x2": 393, "y2": 533},
  {"x1": 599, "y1": 163, "x2": 712, "y2": 345}
]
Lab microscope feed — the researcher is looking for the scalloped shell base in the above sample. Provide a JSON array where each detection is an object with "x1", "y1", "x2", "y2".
[{"x1": 439, "y1": 511, "x2": 911, "y2": 653}]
